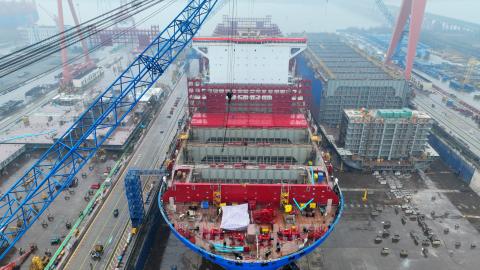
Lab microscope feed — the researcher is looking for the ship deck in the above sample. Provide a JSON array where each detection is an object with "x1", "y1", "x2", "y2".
[
  {"x1": 164, "y1": 199, "x2": 338, "y2": 261},
  {"x1": 160, "y1": 110, "x2": 341, "y2": 263}
]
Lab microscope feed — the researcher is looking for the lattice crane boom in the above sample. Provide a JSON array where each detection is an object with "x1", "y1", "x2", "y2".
[{"x1": 0, "y1": 0, "x2": 218, "y2": 259}]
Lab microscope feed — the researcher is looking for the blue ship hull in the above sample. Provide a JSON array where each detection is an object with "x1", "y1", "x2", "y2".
[{"x1": 158, "y1": 185, "x2": 344, "y2": 270}]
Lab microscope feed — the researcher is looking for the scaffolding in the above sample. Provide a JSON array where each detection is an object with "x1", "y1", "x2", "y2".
[
  {"x1": 337, "y1": 108, "x2": 435, "y2": 170},
  {"x1": 212, "y1": 15, "x2": 282, "y2": 37},
  {"x1": 187, "y1": 78, "x2": 311, "y2": 114}
]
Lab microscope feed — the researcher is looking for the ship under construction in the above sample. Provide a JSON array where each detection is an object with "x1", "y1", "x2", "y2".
[{"x1": 157, "y1": 16, "x2": 343, "y2": 270}]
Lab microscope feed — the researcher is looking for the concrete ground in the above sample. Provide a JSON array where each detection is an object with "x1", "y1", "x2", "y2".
[
  {"x1": 0, "y1": 149, "x2": 115, "y2": 268},
  {"x1": 145, "y1": 160, "x2": 480, "y2": 270}
]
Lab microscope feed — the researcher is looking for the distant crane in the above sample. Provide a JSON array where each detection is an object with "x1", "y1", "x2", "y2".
[
  {"x1": 463, "y1": 58, "x2": 479, "y2": 85},
  {"x1": 374, "y1": 0, "x2": 395, "y2": 26},
  {"x1": 0, "y1": 0, "x2": 219, "y2": 259},
  {"x1": 385, "y1": 0, "x2": 427, "y2": 80},
  {"x1": 374, "y1": 0, "x2": 410, "y2": 62},
  {"x1": 56, "y1": 0, "x2": 95, "y2": 88}
]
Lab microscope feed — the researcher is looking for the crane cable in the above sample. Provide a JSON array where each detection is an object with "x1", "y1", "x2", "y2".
[
  {"x1": 0, "y1": 0, "x2": 153, "y2": 65},
  {"x1": 0, "y1": 0, "x2": 167, "y2": 78},
  {"x1": 0, "y1": 0, "x2": 179, "y2": 95},
  {"x1": 221, "y1": 0, "x2": 237, "y2": 152}
]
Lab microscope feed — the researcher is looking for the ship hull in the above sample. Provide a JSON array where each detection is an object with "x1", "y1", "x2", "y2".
[{"x1": 158, "y1": 183, "x2": 344, "y2": 270}]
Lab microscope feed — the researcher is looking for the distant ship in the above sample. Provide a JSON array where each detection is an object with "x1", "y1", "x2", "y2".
[
  {"x1": 157, "y1": 17, "x2": 343, "y2": 270},
  {"x1": 0, "y1": 0, "x2": 38, "y2": 29}
]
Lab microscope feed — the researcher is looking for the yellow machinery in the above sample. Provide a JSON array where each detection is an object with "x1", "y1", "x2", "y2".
[
  {"x1": 30, "y1": 256, "x2": 48, "y2": 270},
  {"x1": 362, "y1": 188, "x2": 368, "y2": 202},
  {"x1": 213, "y1": 190, "x2": 221, "y2": 206}
]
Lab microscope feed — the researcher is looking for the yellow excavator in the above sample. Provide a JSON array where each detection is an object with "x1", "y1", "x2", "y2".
[{"x1": 30, "y1": 252, "x2": 51, "y2": 270}]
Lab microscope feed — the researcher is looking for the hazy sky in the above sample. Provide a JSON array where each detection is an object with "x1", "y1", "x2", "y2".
[
  {"x1": 384, "y1": 0, "x2": 480, "y2": 24},
  {"x1": 37, "y1": 0, "x2": 480, "y2": 32}
]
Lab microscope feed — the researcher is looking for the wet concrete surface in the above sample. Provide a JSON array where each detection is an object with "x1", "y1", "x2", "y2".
[
  {"x1": 0, "y1": 150, "x2": 115, "y2": 268},
  {"x1": 144, "y1": 159, "x2": 480, "y2": 270}
]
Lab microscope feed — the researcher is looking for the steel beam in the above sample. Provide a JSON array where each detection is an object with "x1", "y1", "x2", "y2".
[
  {"x1": 385, "y1": 0, "x2": 412, "y2": 64},
  {"x1": 405, "y1": 0, "x2": 427, "y2": 80},
  {"x1": 187, "y1": 79, "x2": 312, "y2": 114},
  {"x1": 385, "y1": 0, "x2": 427, "y2": 80}
]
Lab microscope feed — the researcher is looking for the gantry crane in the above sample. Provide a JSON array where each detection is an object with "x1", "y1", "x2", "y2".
[
  {"x1": 57, "y1": 0, "x2": 95, "y2": 88},
  {"x1": 385, "y1": 0, "x2": 427, "y2": 80},
  {"x1": 0, "y1": 0, "x2": 219, "y2": 259},
  {"x1": 463, "y1": 58, "x2": 479, "y2": 85},
  {"x1": 375, "y1": 0, "x2": 408, "y2": 61}
]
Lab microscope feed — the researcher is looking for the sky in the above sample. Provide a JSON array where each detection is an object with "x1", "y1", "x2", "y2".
[
  {"x1": 384, "y1": 0, "x2": 480, "y2": 24},
  {"x1": 36, "y1": 0, "x2": 480, "y2": 34}
]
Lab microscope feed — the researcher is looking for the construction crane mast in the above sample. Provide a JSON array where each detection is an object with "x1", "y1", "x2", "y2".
[{"x1": 0, "y1": 0, "x2": 219, "y2": 259}]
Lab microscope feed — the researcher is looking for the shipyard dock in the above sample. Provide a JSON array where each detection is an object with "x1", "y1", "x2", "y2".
[{"x1": 1, "y1": 1, "x2": 480, "y2": 270}]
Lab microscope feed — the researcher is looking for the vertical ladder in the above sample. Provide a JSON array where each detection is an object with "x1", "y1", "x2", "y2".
[
  {"x1": 280, "y1": 184, "x2": 289, "y2": 206},
  {"x1": 213, "y1": 184, "x2": 221, "y2": 206}
]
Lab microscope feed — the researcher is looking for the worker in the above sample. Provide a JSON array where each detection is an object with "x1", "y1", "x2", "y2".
[
  {"x1": 265, "y1": 249, "x2": 272, "y2": 259},
  {"x1": 276, "y1": 242, "x2": 281, "y2": 253}
]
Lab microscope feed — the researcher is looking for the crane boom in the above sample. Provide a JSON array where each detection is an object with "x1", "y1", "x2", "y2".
[
  {"x1": 375, "y1": 0, "x2": 395, "y2": 26},
  {"x1": 0, "y1": 0, "x2": 219, "y2": 259}
]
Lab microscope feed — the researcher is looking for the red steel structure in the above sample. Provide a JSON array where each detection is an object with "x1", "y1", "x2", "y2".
[
  {"x1": 187, "y1": 78, "x2": 312, "y2": 114},
  {"x1": 57, "y1": 0, "x2": 95, "y2": 86},
  {"x1": 163, "y1": 183, "x2": 339, "y2": 205},
  {"x1": 57, "y1": 0, "x2": 71, "y2": 84},
  {"x1": 212, "y1": 16, "x2": 282, "y2": 37},
  {"x1": 190, "y1": 113, "x2": 308, "y2": 129},
  {"x1": 385, "y1": 0, "x2": 427, "y2": 80}
]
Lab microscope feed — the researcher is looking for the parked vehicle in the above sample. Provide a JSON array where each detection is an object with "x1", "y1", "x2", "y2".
[
  {"x1": 90, "y1": 244, "x2": 104, "y2": 260},
  {"x1": 90, "y1": 183, "x2": 100, "y2": 189}
]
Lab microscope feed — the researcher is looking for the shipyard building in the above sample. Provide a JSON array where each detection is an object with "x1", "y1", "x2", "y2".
[
  {"x1": 305, "y1": 33, "x2": 409, "y2": 126},
  {"x1": 336, "y1": 108, "x2": 437, "y2": 171}
]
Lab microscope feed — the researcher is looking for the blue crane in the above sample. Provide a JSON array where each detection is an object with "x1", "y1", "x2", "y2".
[
  {"x1": 124, "y1": 168, "x2": 166, "y2": 227},
  {"x1": 0, "y1": 0, "x2": 219, "y2": 259}
]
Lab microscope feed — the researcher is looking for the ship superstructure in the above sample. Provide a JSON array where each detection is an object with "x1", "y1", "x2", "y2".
[{"x1": 158, "y1": 17, "x2": 342, "y2": 270}]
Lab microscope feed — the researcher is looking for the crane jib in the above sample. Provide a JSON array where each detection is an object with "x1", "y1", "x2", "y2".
[{"x1": 0, "y1": 0, "x2": 219, "y2": 259}]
